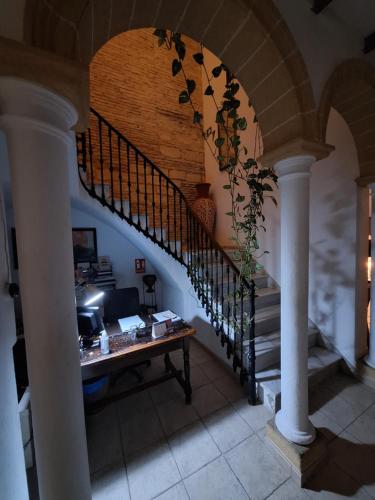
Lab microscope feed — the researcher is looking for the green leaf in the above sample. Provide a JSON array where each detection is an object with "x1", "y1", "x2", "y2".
[
  {"x1": 262, "y1": 183, "x2": 273, "y2": 191},
  {"x1": 175, "y1": 41, "x2": 186, "y2": 60},
  {"x1": 204, "y1": 85, "x2": 214, "y2": 96},
  {"x1": 193, "y1": 111, "x2": 203, "y2": 124},
  {"x1": 179, "y1": 90, "x2": 189, "y2": 104},
  {"x1": 223, "y1": 89, "x2": 233, "y2": 100},
  {"x1": 228, "y1": 108, "x2": 237, "y2": 119},
  {"x1": 193, "y1": 52, "x2": 204, "y2": 64},
  {"x1": 153, "y1": 28, "x2": 166, "y2": 39},
  {"x1": 226, "y1": 212, "x2": 234, "y2": 216},
  {"x1": 229, "y1": 156, "x2": 237, "y2": 166},
  {"x1": 236, "y1": 194, "x2": 245, "y2": 202},
  {"x1": 253, "y1": 115, "x2": 258, "y2": 123},
  {"x1": 187, "y1": 79, "x2": 196, "y2": 95},
  {"x1": 212, "y1": 65, "x2": 222, "y2": 78},
  {"x1": 237, "y1": 117, "x2": 247, "y2": 130},
  {"x1": 244, "y1": 158, "x2": 257, "y2": 169},
  {"x1": 215, "y1": 111, "x2": 224, "y2": 124},
  {"x1": 215, "y1": 137, "x2": 225, "y2": 147},
  {"x1": 172, "y1": 59, "x2": 182, "y2": 76},
  {"x1": 223, "y1": 184, "x2": 231, "y2": 189},
  {"x1": 270, "y1": 196, "x2": 278, "y2": 207},
  {"x1": 230, "y1": 83, "x2": 240, "y2": 95},
  {"x1": 230, "y1": 135, "x2": 240, "y2": 147},
  {"x1": 217, "y1": 155, "x2": 225, "y2": 162}
]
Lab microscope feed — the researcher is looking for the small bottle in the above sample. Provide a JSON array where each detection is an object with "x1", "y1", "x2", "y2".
[{"x1": 100, "y1": 330, "x2": 110, "y2": 355}]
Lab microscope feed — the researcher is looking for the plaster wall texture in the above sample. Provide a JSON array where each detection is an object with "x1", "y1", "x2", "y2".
[
  {"x1": 275, "y1": 0, "x2": 375, "y2": 103},
  {"x1": 202, "y1": 48, "x2": 263, "y2": 249},
  {"x1": 309, "y1": 108, "x2": 364, "y2": 365},
  {"x1": 71, "y1": 205, "x2": 162, "y2": 309}
]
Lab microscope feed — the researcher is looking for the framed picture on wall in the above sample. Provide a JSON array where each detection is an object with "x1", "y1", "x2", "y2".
[{"x1": 72, "y1": 228, "x2": 98, "y2": 264}]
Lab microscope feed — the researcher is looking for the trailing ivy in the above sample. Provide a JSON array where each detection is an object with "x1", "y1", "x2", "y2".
[{"x1": 154, "y1": 29, "x2": 278, "y2": 283}]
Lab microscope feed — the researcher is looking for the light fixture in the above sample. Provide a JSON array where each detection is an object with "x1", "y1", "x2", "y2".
[{"x1": 75, "y1": 282, "x2": 104, "y2": 307}]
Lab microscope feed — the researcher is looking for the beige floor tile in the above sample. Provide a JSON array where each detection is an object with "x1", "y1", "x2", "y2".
[
  {"x1": 200, "y1": 359, "x2": 230, "y2": 381},
  {"x1": 214, "y1": 373, "x2": 247, "y2": 403},
  {"x1": 267, "y1": 478, "x2": 310, "y2": 499},
  {"x1": 233, "y1": 399, "x2": 272, "y2": 432},
  {"x1": 191, "y1": 383, "x2": 228, "y2": 417},
  {"x1": 168, "y1": 420, "x2": 220, "y2": 478},
  {"x1": 203, "y1": 404, "x2": 253, "y2": 453},
  {"x1": 120, "y1": 406, "x2": 165, "y2": 457},
  {"x1": 184, "y1": 456, "x2": 249, "y2": 500},
  {"x1": 154, "y1": 482, "x2": 189, "y2": 500},
  {"x1": 157, "y1": 398, "x2": 199, "y2": 436},
  {"x1": 91, "y1": 461, "x2": 130, "y2": 500},
  {"x1": 305, "y1": 459, "x2": 372, "y2": 499},
  {"x1": 225, "y1": 434, "x2": 290, "y2": 500},
  {"x1": 126, "y1": 441, "x2": 181, "y2": 500},
  {"x1": 345, "y1": 413, "x2": 375, "y2": 445},
  {"x1": 87, "y1": 419, "x2": 123, "y2": 475}
]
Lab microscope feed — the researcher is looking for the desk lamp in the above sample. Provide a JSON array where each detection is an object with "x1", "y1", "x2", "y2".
[{"x1": 75, "y1": 282, "x2": 104, "y2": 307}]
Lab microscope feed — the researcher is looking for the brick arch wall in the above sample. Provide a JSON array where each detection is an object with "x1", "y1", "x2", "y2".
[
  {"x1": 23, "y1": 0, "x2": 318, "y2": 156},
  {"x1": 318, "y1": 59, "x2": 375, "y2": 179}
]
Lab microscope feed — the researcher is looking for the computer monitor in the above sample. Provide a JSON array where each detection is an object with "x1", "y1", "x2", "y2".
[{"x1": 77, "y1": 306, "x2": 103, "y2": 337}]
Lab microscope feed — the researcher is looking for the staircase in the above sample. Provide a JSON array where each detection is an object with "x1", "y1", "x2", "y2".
[{"x1": 76, "y1": 107, "x2": 340, "y2": 407}]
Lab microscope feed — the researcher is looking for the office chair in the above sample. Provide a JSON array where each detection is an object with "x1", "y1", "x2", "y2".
[{"x1": 103, "y1": 287, "x2": 150, "y2": 385}]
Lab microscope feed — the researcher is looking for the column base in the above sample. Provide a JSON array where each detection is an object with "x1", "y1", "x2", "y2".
[
  {"x1": 363, "y1": 355, "x2": 375, "y2": 370},
  {"x1": 266, "y1": 418, "x2": 328, "y2": 486},
  {"x1": 356, "y1": 359, "x2": 375, "y2": 390},
  {"x1": 275, "y1": 410, "x2": 316, "y2": 445}
]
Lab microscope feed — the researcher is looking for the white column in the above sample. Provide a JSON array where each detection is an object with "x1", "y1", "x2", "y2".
[
  {"x1": 366, "y1": 184, "x2": 375, "y2": 368},
  {"x1": 274, "y1": 155, "x2": 316, "y2": 445},
  {"x1": 0, "y1": 186, "x2": 29, "y2": 499},
  {"x1": 0, "y1": 77, "x2": 91, "y2": 500}
]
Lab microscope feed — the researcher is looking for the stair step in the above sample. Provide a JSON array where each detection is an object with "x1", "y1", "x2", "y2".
[
  {"x1": 254, "y1": 304, "x2": 280, "y2": 336},
  {"x1": 257, "y1": 346, "x2": 341, "y2": 413},
  {"x1": 242, "y1": 327, "x2": 319, "y2": 374}
]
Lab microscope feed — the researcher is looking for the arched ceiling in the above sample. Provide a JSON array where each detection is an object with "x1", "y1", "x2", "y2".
[{"x1": 319, "y1": 59, "x2": 375, "y2": 179}]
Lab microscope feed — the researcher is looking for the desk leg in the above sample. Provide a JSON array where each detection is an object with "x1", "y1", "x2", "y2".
[
  {"x1": 183, "y1": 338, "x2": 192, "y2": 404},
  {"x1": 164, "y1": 353, "x2": 171, "y2": 373}
]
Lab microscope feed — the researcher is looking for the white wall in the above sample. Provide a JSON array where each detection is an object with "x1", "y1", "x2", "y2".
[
  {"x1": 309, "y1": 108, "x2": 362, "y2": 365},
  {"x1": 202, "y1": 49, "x2": 261, "y2": 249},
  {"x1": 275, "y1": 0, "x2": 375, "y2": 104},
  {"x1": 71, "y1": 205, "x2": 162, "y2": 309}
]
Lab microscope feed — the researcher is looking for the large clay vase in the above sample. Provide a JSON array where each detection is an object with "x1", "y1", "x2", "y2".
[{"x1": 192, "y1": 183, "x2": 216, "y2": 234}]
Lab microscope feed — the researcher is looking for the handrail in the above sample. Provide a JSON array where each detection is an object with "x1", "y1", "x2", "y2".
[{"x1": 76, "y1": 107, "x2": 257, "y2": 404}]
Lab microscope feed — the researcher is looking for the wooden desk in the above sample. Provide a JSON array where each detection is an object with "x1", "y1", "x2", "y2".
[{"x1": 81, "y1": 322, "x2": 196, "y2": 408}]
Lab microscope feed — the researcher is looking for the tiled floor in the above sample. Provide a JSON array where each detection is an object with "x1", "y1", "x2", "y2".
[{"x1": 28, "y1": 339, "x2": 375, "y2": 499}]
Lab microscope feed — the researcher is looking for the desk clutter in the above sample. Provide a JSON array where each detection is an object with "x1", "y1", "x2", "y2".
[{"x1": 92, "y1": 256, "x2": 116, "y2": 290}]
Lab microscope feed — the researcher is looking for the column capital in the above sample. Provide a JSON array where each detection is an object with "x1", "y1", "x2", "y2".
[
  {"x1": 0, "y1": 36, "x2": 88, "y2": 131},
  {"x1": 274, "y1": 155, "x2": 315, "y2": 180},
  {"x1": 0, "y1": 77, "x2": 77, "y2": 132},
  {"x1": 356, "y1": 175, "x2": 375, "y2": 188},
  {"x1": 258, "y1": 137, "x2": 334, "y2": 169}
]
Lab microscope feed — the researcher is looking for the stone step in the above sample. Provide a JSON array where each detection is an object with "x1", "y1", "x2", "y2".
[
  {"x1": 195, "y1": 268, "x2": 270, "y2": 290},
  {"x1": 257, "y1": 346, "x2": 341, "y2": 412},
  {"x1": 242, "y1": 327, "x2": 319, "y2": 374},
  {"x1": 254, "y1": 287, "x2": 280, "y2": 309},
  {"x1": 254, "y1": 304, "x2": 280, "y2": 336}
]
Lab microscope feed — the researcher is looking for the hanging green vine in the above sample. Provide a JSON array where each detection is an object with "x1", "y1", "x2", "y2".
[{"x1": 154, "y1": 29, "x2": 278, "y2": 282}]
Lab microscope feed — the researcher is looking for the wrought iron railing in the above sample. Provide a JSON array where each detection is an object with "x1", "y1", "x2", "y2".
[{"x1": 76, "y1": 107, "x2": 257, "y2": 404}]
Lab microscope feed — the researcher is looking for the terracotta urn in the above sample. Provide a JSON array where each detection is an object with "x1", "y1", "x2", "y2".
[{"x1": 192, "y1": 183, "x2": 216, "y2": 234}]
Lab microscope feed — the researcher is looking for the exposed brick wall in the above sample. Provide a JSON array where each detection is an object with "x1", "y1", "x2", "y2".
[{"x1": 89, "y1": 28, "x2": 205, "y2": 209}]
